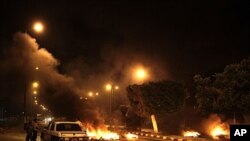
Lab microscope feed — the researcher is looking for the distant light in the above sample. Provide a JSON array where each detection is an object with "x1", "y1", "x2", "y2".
[
  {"x1": 35, "y1": 66, "x2": 39, "y2": 70},
  {"x1": 33, "y1": 90, "x2": 38, "y2": 95},
  {"x1": 133, "y1": 67, "x2": 148, "y2": 82},
  {"x1": 96, "y1": 92, "x2": 99, "y2": 96},
  {"x1": 33, "y1": 22, "x2": 44, "y2": 33},
  {"x1": 136, "y1": 69, "x2": 146, "y2": 79},
  {"x1": 88, "y1": 92, "x2": 93, "y2": 97},
  {"x1": 32, "y1": 82, "x2": 39, "y2": 88},
  {"x1": 115, "y1": 86, "x2": 119, "y2": 90},
  {"x1": 105, "y1": 84, "x2": 112, "y2": 91}
]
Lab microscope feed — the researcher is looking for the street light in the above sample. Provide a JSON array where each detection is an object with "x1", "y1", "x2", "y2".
[
  {"x1": 88, "y1": 92, "x2": 93, "y2": 97},
  {"x1": 33, "y1": 22, "x2": 44, "y2": 33},
  {"x1": 33, "y1": 90, "x2": 38, "y2": 95},
  {"x1": 24, "y1": 23, "x2": 44, "y2": 125},
  {"x1": 105, "y1": 83, "x2": 119, "y2": 126},
  {"x1": 133, "y1": 67, "x2": 148, "y2": 83},
  {"x1": 32, "y1": 81, "x2": 39, "y2": 88}
]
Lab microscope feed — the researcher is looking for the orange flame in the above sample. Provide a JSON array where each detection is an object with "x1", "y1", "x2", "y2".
[
  {"x1": 210, "y1": 124, "x2": 229, "y2": 139},
  {"x1": 183, "y1": 130, "x2": 200, "y2": 137},
  {"x1": 203, "y1": 114, "x2": 230, "y2": 140},
  {"x1": 125, "y1": 133, "x2": 138, "y2": 140},
  {"x1": 86, "y1": 124, "x2": 119, "y2": 140}
]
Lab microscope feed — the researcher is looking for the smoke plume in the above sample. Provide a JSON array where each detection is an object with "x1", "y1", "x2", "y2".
[{"x1": 4, "y1": 32, "x2": 104, "y2": 126}]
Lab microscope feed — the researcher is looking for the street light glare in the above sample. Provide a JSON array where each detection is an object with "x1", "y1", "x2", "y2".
[
  {"x1": 32, "y1": 82, "x2": 39, "y2": 88},
  {"x1": 105, "y1": 84, "x2": 112, "y2": 91},
  {"x1": 33, "y1": 22, "x2": 44, "y2": 33},
  {"x1": 135, "y1": 68, "x2": 147, "y2": 80},
  {"x1": 88, "y1": 92, "x2": 93, "y2": 97},
  {"x1": 115, "y1": 86, "x2": 119, "y2": 90}
]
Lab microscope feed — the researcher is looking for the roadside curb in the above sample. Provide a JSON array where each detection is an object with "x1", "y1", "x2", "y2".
[{"x1": 129, "y1": 131, "x2": 209, "y2": 141}]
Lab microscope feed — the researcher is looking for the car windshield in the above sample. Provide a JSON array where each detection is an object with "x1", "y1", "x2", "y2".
[{"x1": 56, "y1": 123, "x2": 82, "y2": 131}]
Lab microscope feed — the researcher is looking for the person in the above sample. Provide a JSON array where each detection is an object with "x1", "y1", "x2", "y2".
[
  {"x1": 25, "y1": 121, "x2": 33, "y2": 141},
  {"x1": 31, "y1": 118, "x2": 38, "y2": 141}
]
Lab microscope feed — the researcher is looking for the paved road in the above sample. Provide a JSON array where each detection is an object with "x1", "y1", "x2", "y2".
[{"x1": 0, "y1": 131, "x2": 162, "y2": 141}]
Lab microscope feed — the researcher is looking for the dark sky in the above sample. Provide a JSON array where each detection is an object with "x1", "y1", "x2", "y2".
[
  {"x1": 0, "y1": 1, "x2": 250, "y2": 115},
  {"x1": 1, "y1": 1, "x2": 250, "y2": 79}
]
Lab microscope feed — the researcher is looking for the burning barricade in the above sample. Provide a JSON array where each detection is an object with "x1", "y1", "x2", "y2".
[
  {"x1": 86, "y1": 124, "x2": 119, "y2": 140},
  {"x1": 203, "y1": 114, "x2": 230, "y2": 140},
  {"x1": 183, "y1": 130, "x2": 201, "y2": 137}
]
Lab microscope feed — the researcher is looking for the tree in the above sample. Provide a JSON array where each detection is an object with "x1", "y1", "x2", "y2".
[
  {"x1": 126, "y1": 80, "x2": 185, "y2": 117},
  {"x1": 194, "y1": 57, "x2": 250, "y2": 117}
]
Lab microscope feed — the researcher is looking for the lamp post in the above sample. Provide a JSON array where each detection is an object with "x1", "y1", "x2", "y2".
[
  {"x1": 23, "y1": 22, "x2": 44, "y2": 125},
  {"x1": 105, "y1": 84, "x2": 119, "y2": 127}
]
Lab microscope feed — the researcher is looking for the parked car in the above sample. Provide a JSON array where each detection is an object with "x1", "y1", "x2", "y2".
[{"x1": 41, "y1": 121, "x2": 88, "y2": 141}]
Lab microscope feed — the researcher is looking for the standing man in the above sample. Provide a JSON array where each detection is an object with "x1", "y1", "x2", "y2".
[
  {"x1": 25, "y1": 121, "x2": 33, "y2": 141},
  {"x1": 31, "y1": 118, "x2": 38, "y2": 141}
]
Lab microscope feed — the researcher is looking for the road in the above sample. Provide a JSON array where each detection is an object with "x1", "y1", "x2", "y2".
[{"x1": 0, "y1": 129, "x2": 166, "y2": 141}]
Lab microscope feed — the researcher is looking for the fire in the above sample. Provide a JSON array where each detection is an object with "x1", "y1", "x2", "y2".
[
  {"x1": 125, "y1": 133, "x2": 138, "y2": 140},
  {"x1": 183, "y1": 130, "x2": 200, "y2": 137},
  {"x1": 86, "y1": 125, "x2": 119, "y2": 140},
  {"x1": 203, "y1": 114, "x2": 230, "y2": 140},
  {"x1": 210, "y1": 124, "x2": 229, "y2": 139}
]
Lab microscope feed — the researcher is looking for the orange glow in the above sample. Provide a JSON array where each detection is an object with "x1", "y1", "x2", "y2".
[
  {"x1": 125, "y1": 133, "x2": 138, "y2": 140},
  {"x1": 133, "y1": 66, "x2": 149, "y2": 82},
  {"x1": 33, "y1": 22, "x2": 44, "y2": 33},
  {"x1": 115, "y1": 86, "x2": 119, "y2": 90},
  {"x1": 32, "y1": 82, "x2": 39, "y2": 88},
  {"x1": 88, "y1": 92, "x2": 93, "y2": 97},
  {"x1": 183, "y1": 130, "x2": 200, "y2": 137},
  {"x1": 210, "y1": 124, "x2": 229, "y2": 139},
  {"x1": 86, "y1": 125, "x2": 119, "y2": 140},
  {"x1": 136, "y1": 69, "x2": 146, "y2": 78},
  {"x1": 105, "y1": 84, "x2": 112, "y2": 91},
  {"x1": 151, "y1": 115, "x2": 158, "y2": 133}
]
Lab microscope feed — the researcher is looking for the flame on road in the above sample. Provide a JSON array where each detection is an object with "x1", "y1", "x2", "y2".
[
  {"x1": 203, "y1": 114, "x2": 230, "y2": 140},
  {"x1": 86, "y1": 125, "x2": 119, "y2": 140},
  {"x1": 210, "y1": 124, "x2": 229, "y2": 139},
  {"x1": 125, "y1": 133, "x2": 138, "y2": 140},
  {"x1": 183, "y1": 130, "x2": 200, "y2": 137}
]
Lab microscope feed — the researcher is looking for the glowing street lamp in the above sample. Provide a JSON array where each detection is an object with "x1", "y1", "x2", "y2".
[
  {"x1": 88, "y1": 92, "x2": 93, "y2": 97},
  {"x1": 33, "y1": 90, "x2": 38, "y2": 95},
  {"x1": 32, "y1": 81, "x2": 39, "y2": 88},
  {"x1": 133, "y1": 67, "x2": 148, "y2": 82},
  {"x1": 105, "y1": 84, "x2": 112, "y2": 91},
  {"x1": 33, "y1": 22, "x2": 44, "y2": 33},
  {"x1": 115, "y1": 86, "x2": 119, "y2": 90},
  {"x1": 105, "y1": 83, "x2": 119, "y2": 126}
]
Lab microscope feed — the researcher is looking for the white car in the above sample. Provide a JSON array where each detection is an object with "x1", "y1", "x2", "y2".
[{"x1": 41, "y1": 121, "x2": 88, "y2": 141}]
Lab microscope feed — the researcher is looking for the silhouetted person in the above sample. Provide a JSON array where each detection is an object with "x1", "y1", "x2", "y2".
[
  {"x1": 31, "y1": 118, "x2": 38, "y2": 141},
  {"x1": 25, "y1": 121, "x2": 33, "y2": 141}
]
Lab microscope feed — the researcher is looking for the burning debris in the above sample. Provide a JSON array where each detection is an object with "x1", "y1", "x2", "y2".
[
  {"x1": 209, "y1": 123, "x2": 229, "y2": 139},
  {"x1": 124, "y1": 133, "x2": 138, "y2": 140},
  {"x1": 86, "y1": 124, "x2": 119, "y2": 140},
  {"x1": 203, "y1": 114, "x2": 230, "y2": 140},
  {"x1": 183, "y1": 130, "x2": 200, "y2": 137}
]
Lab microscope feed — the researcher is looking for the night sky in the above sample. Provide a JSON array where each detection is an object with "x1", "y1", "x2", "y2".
[{"x1": 0, "y1": 1, "x2": 250, "y2": 115}]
